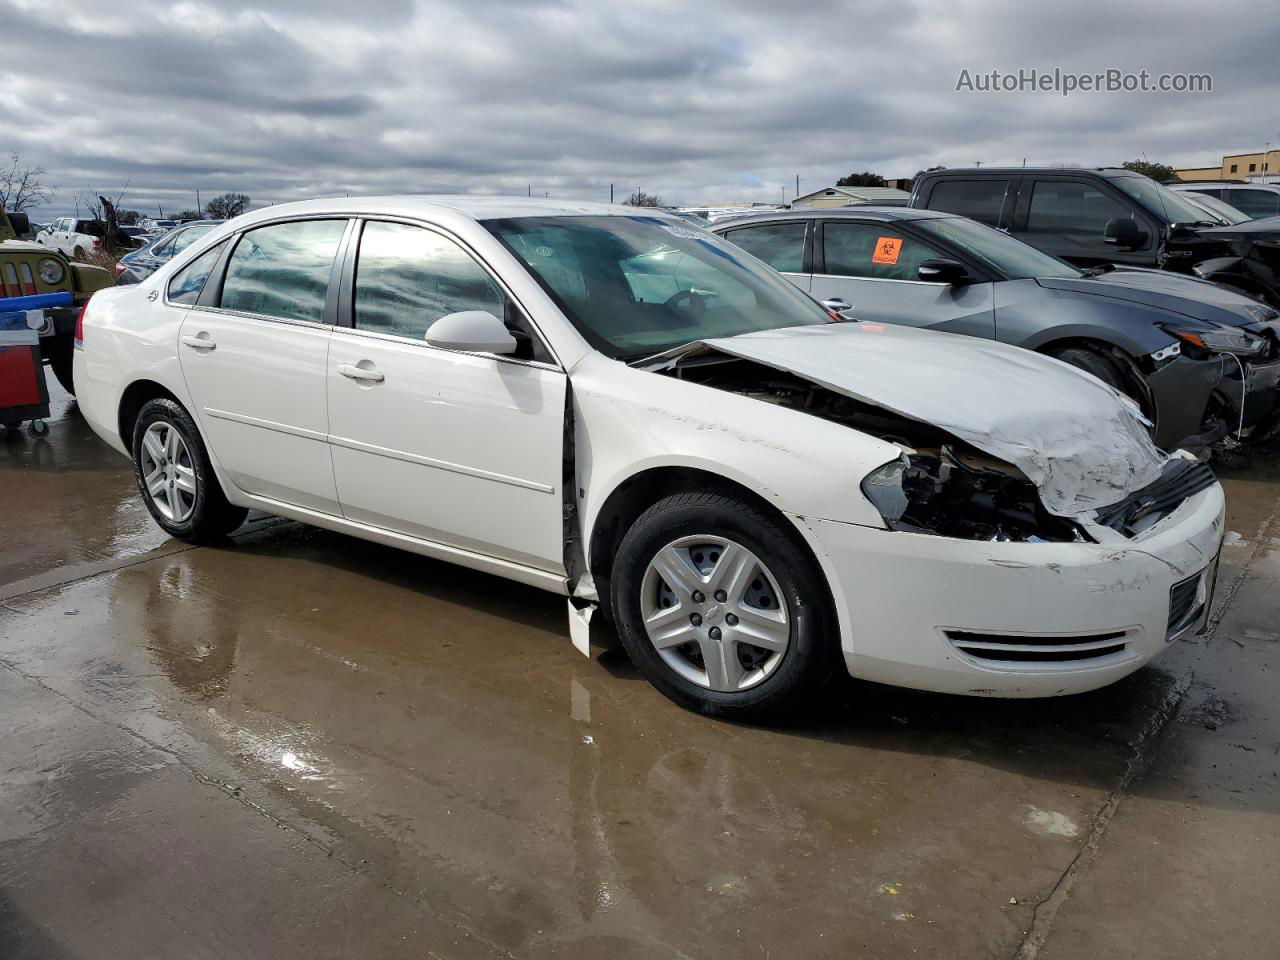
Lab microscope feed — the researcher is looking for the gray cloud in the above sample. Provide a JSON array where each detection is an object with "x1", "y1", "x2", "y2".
[{"x1": 0, "y1": 0, "x2": 1272, "y2": 217}]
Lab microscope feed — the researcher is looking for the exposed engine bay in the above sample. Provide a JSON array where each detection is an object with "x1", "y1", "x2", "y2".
[{"x1": 662, "y1": 354, "x2": 1089, "y2": 542}]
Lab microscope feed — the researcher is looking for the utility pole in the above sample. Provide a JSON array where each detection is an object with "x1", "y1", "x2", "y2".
[
  {"x1": 795, "y1": 174, "x2": 800, "y2": 199},
  {"x1": 196, "y1": 189, "x2": 202, "y2": 215},
  {"x1": 610, "y1": 183, "x2": 614, "y2": 203},
  {"x1": 527, "y1": 184, "x2": 531, "y2": 197}
]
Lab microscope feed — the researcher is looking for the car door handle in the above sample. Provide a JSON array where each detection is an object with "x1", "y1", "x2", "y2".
[
  {"x1": 337, "y1": 363, "x2": 385, "y2": 383},
  {"x1": 821, "y1": 297, "x2": 854, "y2": 313},
  {"x1": 181, "y1": 334, "x2": 216, "y2": 351}
]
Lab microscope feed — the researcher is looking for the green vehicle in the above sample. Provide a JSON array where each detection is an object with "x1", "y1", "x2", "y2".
[{"x1": 1, "y1": 206, "x2": 113, "y2": 394}]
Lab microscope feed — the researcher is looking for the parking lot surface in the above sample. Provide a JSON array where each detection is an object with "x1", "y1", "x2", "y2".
[{"x1": 2, "y1": 384, "x2": 1277, "y2": 960}]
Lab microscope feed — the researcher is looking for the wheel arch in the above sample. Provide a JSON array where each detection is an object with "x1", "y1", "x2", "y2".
[
  {"x1": 584, "y1": 465, "x2": 839, "y2": 629},
  {"x1": 117, "y1": 378, "x2": 185, "y2": 453},
  {"x1": 1032, "y1": 334, "x2": 1155, "y2": 417}
]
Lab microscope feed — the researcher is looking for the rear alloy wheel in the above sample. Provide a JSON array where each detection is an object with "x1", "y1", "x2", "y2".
[
  {"x1": 1049, "y1": 345, "x2": 1128, "y2": 395},
  {"x1": 612, "y1": 491, "x2": 833, "y2": 719},
  {"x1": 131, "y1": 398, "x2": 246, "y2": 543}
]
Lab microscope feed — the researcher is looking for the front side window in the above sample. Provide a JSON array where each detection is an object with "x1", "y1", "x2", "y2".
[
  {"x1": 219, "y1": 219, "x2": 347, "y2": 324},
  {"x1": 926, "y1": 179, "x2": 1009, "y2": 226},
  {"x1": 913, "y1": 216, "x2": 1079, "y2": 279},
  {"x1": 822, "y1": 222, "x2": 946, "y2": 281},
  {"x1": 487, "y1": 215, "x2": 830, "y2": 359},
  {"x1": 723, "y1": 222, "x2": 807, "y2": 273},
  {"x1": 354, "y1": 221, "x2": 505, "y2": 340},
  {"x1": 1026, "y1": 181, "x2": 1136, "y2": 239},
  {"x1": 167, "y1": 243, "x2": 226, "y2": 305}
]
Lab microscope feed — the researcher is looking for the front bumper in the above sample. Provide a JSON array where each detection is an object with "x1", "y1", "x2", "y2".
[
  {"x1": 1216, "y1": 354, "x2": 1280, "y2": 435},
  {"x1": 802, "y1": 481, "x2": 1225, "y2": 697}
]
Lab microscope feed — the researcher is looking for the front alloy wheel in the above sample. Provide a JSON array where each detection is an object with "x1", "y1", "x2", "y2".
[
  {"x1": 611, "y1": 490, "x2": 834, "y2": 719},
  {"x1": 641, "y1": 536, "x2": 790, "y2": 692}
]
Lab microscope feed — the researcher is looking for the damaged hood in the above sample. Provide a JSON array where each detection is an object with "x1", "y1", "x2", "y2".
[{"x1": 669, "y1": 323, "x2": 1170, "y2": 518}]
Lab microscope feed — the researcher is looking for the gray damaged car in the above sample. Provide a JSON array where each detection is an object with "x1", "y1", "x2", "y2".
[{"x1": 712, "y1": 207, "x2": 1280, "y2": 451}]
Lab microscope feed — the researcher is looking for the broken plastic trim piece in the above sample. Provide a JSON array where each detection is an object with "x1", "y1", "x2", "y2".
[{"x1": 568, "y1": 598, "x2": 596, "y2": 657}]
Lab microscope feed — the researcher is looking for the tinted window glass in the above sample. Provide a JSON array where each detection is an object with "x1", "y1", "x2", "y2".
[
  {"x1": 167, "y1": 244, "x2": 225, "y2": 305},
  {"x1": 1223, "y1": 189, "x2": 1280, "y2": 218},
  {"x1": 723, "y1": 222, "x2": 806, "y2": 272},
  {"x1": 822, "y1": 222, "x2": 946, "y2": 281},
  {"x1": 1026, "y1": 181, "x2": 1135, "y2": 239},
  {"x1": 913, "y1": 216, "x2": 1078, "y2": 279},
  {"x1": 354, "y1": 221, "x2": 505, "y2": 340},
  {"x1": 220, "y1": 219, "x2": 346, "y2": 323},
  {"x1": 926, "y1": 179, "x2": 1009, "y2": 225}
]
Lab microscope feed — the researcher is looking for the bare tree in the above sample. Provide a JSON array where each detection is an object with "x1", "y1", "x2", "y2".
[
  {"x1": 626, "y1": 190, "x2": 663, "y2": 207},
  {"x1": 205, "y1": 192, "x2": 251, "y2": 219},
  {"x1": 0, "y1": 153, "x2": 55, "y2": 212}
]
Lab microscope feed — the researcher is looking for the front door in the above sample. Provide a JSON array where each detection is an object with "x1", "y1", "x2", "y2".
[
  {"x1": 178, "y1": 217, "x2": 349, "y2": 514},
  {"x1": 1013, "y1": 177, "x2": 1155, "y2": 268},
  {"x1": 326, "y1": 219, "x2": 567, "y2": 572},
  {"x1": 809, "y1": 219, "x2": 995, "y2": 338}
]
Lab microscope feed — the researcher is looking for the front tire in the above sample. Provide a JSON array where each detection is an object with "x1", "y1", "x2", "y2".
[
  {"x1": 611, "y1": 491, "x2": 834, "y2": 720},
  {"x1": 131, "y1": 398, "x2": 246, "y2": 543}
]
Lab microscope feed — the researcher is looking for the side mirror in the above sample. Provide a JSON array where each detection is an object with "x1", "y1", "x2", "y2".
[
  {"x1": 1103, "y1": 217, "x2": 1147, "y2": 249},
  {"x1": 917, "y1": 258, "x2": 970, "y2": 284},
  {"x1": 424, "y1": 310, "x2": 518, "y2": 355}
]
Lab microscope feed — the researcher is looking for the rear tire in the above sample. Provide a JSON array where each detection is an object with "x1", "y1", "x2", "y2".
[
  {"x1": 611, "y1": 491, "x2": 835, "y2": 720},
  {"x1": 72, "y1": 246, "x2": 85, "y2": 261},
  {"x1": 131, "y1": 398, "x2": 246, "y2": 543},
  {"x1": 47, "y1": 337, "x2": 75, "y2": 396}
]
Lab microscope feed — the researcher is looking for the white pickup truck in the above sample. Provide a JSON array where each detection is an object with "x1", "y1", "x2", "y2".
[{"x1": 36, "y1": 217, "x2": 109, "y2": 260}]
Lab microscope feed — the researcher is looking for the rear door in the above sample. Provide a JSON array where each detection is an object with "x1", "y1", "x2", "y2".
[
  {"x1": 1012, "y1": 176, "x2": 1156, "y2": 267},
  {"x1": 808, "y1": 219, "x2": 995, "y2": 337},
  {"x1": 717, "y1": 220, "x2": 811, "y2": 291},
  {"x1": 177, "y1": 217, "x2": 350, "y2": 514}
]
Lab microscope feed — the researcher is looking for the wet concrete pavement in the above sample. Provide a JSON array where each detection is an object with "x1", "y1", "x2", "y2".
[{"x1": 2, "y1": 384, "x2": 1278, "y2": 959}]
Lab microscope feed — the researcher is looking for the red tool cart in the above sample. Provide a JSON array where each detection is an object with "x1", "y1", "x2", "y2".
[{"x1": 1, "y1": 295, "x2": 53, "y2": 437}]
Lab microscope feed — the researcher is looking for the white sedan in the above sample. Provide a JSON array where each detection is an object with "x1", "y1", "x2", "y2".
[{"x1": 74, "y1": 197, "x2": 1225, "y2": 718}]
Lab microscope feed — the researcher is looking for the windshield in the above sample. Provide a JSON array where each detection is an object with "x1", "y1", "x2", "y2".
[
  {"x1": 486, "y1": 215, "x2": 831, "y2": 359},
  {"x1": 1112, "y1": 175, "x2": 1212, "y2": 225},
  {"x1": 913, "y1": 215, "x2": 1080, "y2": 279},
  {"x1": 1179, "y1": 192, "x2": 1250, "y2": 225}
]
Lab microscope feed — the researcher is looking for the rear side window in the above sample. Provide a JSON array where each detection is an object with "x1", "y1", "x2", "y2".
[
  {"x1": 220, "y1": 219, "x2": 347, "y2": 323},
  {"x1": 926, "y1": 179, "x2": 1009, "y2": 226},
  {"x1": 1222, "y1": 189, "x2": 1280, "y2": 218},
  {"x1": 822, "y1": 222, "x2": 946, "y2": 281},
  {"x1": 1026, "y1": 180, "x2": 1133, "y2": 238},
  {"x1": 723, "y1": 222, "x2": 807, "y2": 273},
  {"x1": 167, "y1": 243, "x2": 226, "y2": 305}
]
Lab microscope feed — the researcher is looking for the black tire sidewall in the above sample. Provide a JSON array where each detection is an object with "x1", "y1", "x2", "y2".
[
  {"x1": 611, "y1": 494, "x2": 831, "y2": 717},
  {"x1": 131, "y1": 399, "x2": 225, "y2": 542}
]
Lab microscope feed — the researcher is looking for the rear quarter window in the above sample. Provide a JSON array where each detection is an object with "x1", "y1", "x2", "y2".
[{"x1": 925, "y1": 179, "x2": 1010, "y2": 226}]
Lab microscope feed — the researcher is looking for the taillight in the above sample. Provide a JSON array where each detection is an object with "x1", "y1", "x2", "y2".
[
  {"x1": 74, "y1": 299, "x2": 90, "y2": 350},
  {"x1": 114, "y1": 261, "x2": 127, "y2": 276}
]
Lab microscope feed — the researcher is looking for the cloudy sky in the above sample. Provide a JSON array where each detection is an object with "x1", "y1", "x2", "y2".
[{"x1": 2, "y1": 0, "x2": 1275, "y2": 218}]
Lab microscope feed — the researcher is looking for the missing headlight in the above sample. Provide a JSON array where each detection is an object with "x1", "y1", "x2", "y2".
[{"x1": 861, "y1": 449, "x2": 1089, "y2": 543}]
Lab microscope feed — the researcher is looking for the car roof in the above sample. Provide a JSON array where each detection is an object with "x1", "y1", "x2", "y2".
[
  {"x1": 918, "y1": 166, "x2": 1139, "y2": 178},
  {"x1": 231, "y1": 195, "x2": 656, "y2": 228},
  {"x1": 711, "y1": 206, "x2": 952, "y2": 229},
  {"x1": 1173, "y1": 181, "x2": 1280, "y2": 192}
]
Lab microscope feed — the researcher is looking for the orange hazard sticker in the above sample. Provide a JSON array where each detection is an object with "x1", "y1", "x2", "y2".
[{"x1": 871, "y1": 237, "x2": 903, "y2": 265}]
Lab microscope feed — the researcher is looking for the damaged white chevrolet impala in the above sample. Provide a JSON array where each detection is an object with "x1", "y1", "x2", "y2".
[{"x1": 74, "y1": 198, "x2": 1226, "y2": 718}]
